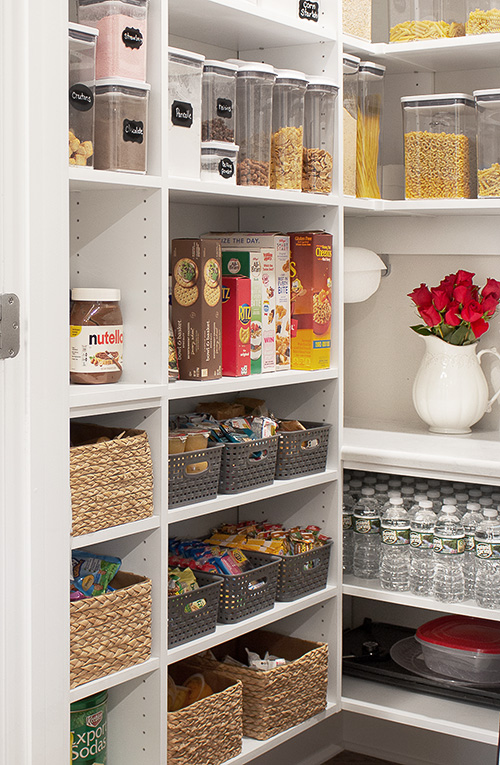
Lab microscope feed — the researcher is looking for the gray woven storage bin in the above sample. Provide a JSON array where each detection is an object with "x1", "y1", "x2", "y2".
[
  {"x1": 275, "y1": 422, "x2": 330, "y2": 480},
  {"x1": 218, "y1": 436, "x2": 278, "y2": 494},
  {"x1": 168, "y1": 443, "x2": 224, "y2": 508},
  {"x1": 274, "y1": 541, "x2": 333, "y2": 601},
  {"x1": 168, "y1": 572, "x2": 223, "y2": 649}
]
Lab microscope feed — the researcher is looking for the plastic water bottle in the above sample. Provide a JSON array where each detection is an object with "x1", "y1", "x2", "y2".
[
  {"x1": 433, "y1": 506, "x2": 465, "y2": 603},
  {"x1": 408, "y1": 494, "x2": 429, "y2": 521},
  {"x1": 410, "y1": 501, "x2": 435, "y2": 596},
  {"x1": 400, "y1": 486, "x2": 415, "y2": 510},
  {"x1": 461, "y1": 502, "x2": 483, "y2": 600},
  {"x1": 475, "y1": 509, "x2": 500, "y2": 609},
  {"x1": 379, "y1": 497, "x2": 411, "y2": 591},
  {"x1": 353, "y1": 488, "x2": 380, "y2": 579},
  {"x1": 342, "y1": 486, "x2": 354, "y2": 576},
  {"x1": 427, "y1": 490, "x2": 442, "y2": 513},
  {"x1": 454, "y1": 492, "x2": 469, "y2": 518}
]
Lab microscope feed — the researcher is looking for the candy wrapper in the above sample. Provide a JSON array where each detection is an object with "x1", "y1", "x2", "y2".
[
  {"x1": 71, "y1": 550, "x2": 122, "y2": 597},
  {"x1": 207, "y1": 521, "x2": 331, "y2": 557},
  {"x1": 169, "y1": 538, "x2": 253, "y2": 575}
]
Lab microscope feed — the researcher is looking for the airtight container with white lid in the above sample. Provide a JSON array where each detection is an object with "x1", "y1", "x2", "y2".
[
  {"x1": 343, "y1": 54, "x2": 360, "y2": 197},
  {"x1": 401, "y1": 93, "x2": 476, "y2": 199},
  {"x1": 270, "y1": 69, "x2": 307, "y2": 191},
  {"x1": 474, "y1": 89, "x2": 500, "y2": 198},
  {"x1": 235, "y1": 62, "x2": 276, "y2": 187},
  {"x1": 201, "y1": 142, "x2": 239, "y2": 184},
  {"x1": 168, "y1": 47, "x2": 205, "y2": 179},
  {"x1": 69, "y1": 23, "x2": 99, "y2": 167},
  {"x1": 389, "y1": 0, "x2": 465, "y2": 42},
  {"x1": 94, "y1": 77, "x2": 150, "y2": 172},
  {"x1": 416, "y1": 614, "x2": 500, "y2": 683},
  {"x1": 357, "y1": 61, "x2": 385, "y2": 199},
  {"x1": 466, "y1": 1, "x2": 500, "y2": 34},
  {"x1": 302, "y1": 76, "x2": 338, "y2": 195},
  {"x1": 202, "y1": 60, "x2": 237, "y2": 143}
]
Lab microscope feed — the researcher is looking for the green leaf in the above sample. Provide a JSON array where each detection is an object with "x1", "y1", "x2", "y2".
[
  {"x1": 410, "y1": 325, "x2": 432, "y2": 336},
  {"x1": 447, "y1": 323, "x2": 469, "y2": 345}
]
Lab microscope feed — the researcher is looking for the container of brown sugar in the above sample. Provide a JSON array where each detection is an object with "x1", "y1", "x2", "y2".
[
  {"x1": 69, "y1": 23, "x2": 99, "y2": 167},
  {"x1": 70, "y1": 288, "x2": 123, "y2": 384},
  {"x1": 94, "y1": 77, "x2": 150, "y2": 172}
]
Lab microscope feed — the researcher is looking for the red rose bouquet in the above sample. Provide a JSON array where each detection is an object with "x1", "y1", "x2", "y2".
[{"x1": 408, "y1": 270, "x2": 500, "y2": 345}]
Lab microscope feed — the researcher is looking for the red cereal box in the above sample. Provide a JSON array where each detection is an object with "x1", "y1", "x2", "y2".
[{"x1": 222, "y1": 276, "x2": 251, "y2": 377}]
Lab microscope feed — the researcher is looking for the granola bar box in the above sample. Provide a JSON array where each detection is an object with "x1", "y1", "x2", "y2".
[
  {"x1": 222, "y1": 250, "x2": 263, "y2": 375},
  {"x1": 171, "y1": 238, "x2": 222, "y2": 380},
  {"x1": 289, "y1": 231, "x2": 333, "y2": 371},
  {"x1": 222, "y1": 276, "x2": 251, "y2": 376}
]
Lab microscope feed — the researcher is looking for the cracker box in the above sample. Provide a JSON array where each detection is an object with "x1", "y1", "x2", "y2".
[
  {"x1": 222, "y1": 250, "x2": 263, "y2": 375},
  {"x1": 222, "y1": 276, "x2": 251, "y2": 377},
  {"x1": 171, "y1": 238, "x2": 222, "y2": 380},
  {"x1": 289, "y1": 231, "x2": 333, "y2": 371}
]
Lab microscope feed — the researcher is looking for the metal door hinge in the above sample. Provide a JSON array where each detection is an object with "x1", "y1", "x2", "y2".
[{"x1": 0, "y1": 294, "x2": 20, "y2": 359}]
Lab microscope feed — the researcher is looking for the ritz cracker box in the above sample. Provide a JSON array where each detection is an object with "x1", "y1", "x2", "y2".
[
  {"x1": 171, "y1": 238, "x2": 222, "y2": 380},
  {"x1": 222, "y1": 276, "x2": 251, "y2": 376},
  {"x1": 289, "y1": 231, "x2": 333, "y2": 371},
  {"x1": 222, "y1": 250, "x2": 263, "y2": 375}
]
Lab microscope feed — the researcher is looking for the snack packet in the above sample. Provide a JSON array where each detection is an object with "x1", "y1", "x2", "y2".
[{"x1": 71, "y1": 550, "x2": 121, "y2": 597}]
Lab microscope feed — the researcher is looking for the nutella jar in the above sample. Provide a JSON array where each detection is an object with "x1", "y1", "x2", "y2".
[{"x1": 70, "y1": 288, "x2": 123, "y2": 384}]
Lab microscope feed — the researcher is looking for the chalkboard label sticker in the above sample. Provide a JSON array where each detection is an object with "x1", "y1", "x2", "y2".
[
  {"x1": 217, "y1": 98, "x2": 233, "y2": 119},
  {"x1": 299, "y1": 0, "x2": 319, "y2": 21},
  {"x1": 219, "y1": 158, "x2": 235, "y2": 178},
  {"x1": 122, "y1": 26, "x2": 144, "y2": 49},
  {"x1": 123, "y1": 119, "x2": 145, "y2": 143},
  {"x1": 172, "y1": 100, "x2": 193, "y2": 127},
  {"x1": 69, "y1": 84, "x2": 94, "y2": 112}
]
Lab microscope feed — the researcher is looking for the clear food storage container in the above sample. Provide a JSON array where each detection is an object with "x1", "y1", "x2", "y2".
[
  {"x1": 343, "y1": 0, "x2": 372, "y2": 41},
  {"x1": 77, "y1": 0, "x2": 149, "y2": 81},
  {"x1": 302, "y1": 76, "x2": 338, "y2": 195},
  {"x1": 168, "y1": 47, "x2": 205, "y2": 180},
  {"x1": 402, "y1": 93, "x2": 476, "y2": 199},
  {"x1": 357, "y1": 61, "x2": 385, "y2": 199},
  {"x1": 69, "y1": 23, "x2": 98, "y2": 167},
  {"x1": 416, "y1": 615, "x2": 500, "y2": 683},
  {"x1": 270, "y1": 69, "x2": 307, "y2": 191},
  {"x1": 202, "y1": 60, "x2": 237, "y2": 143},
  {"x1": 201, "y1": 142, "x2": 238, "y2": 184},
  {"x1": 235, "y1": 62, "x2": 276, "y2": 187},
  {"x1": 475, "y1": 89, "x2": 500, "y2": 197},
  {"x1": 390, "y1": 0, "x2": 465, "y2": 42},
  {"x1": 467, "y1": 1, "x2": 500, "y2": 33},
  {"x1": 343, "y1": 54, "x2": 359, "y2": 197},
  {"x1": 94, "y1": 77, "x2": 150, "y2": 172}
]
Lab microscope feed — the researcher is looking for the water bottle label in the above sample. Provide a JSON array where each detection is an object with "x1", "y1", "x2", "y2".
[
  {"x1": 354, "y1": 517, "x2": 380, "y2": 534},
  {"x1": 343, "y1": 514, "x2": 353, "y2": 531},
  {"x1": 476, "y1": 542, "x2": 500, "y2": 560},
  {"x1": 410, "y1": 531, "x2": 433, "y2": 549},
  {"x1": 433, "y1": 536, "x2": 465, "y2": 555},
  {"x1": 381, "y1": 528, "x2": 410, "y2": 546},
  {"x1": 465, "y1": 533, "x2": 476, "y2": 552}
]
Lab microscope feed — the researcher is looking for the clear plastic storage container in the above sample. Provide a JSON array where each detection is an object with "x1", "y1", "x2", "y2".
[
  {"x1": 94, "y1": 77, "x2": 150, "y2": 172},
  {"x1": 77, "y1": 0, "x2": 149, "y2": 81},
  {"x1": 69, "y1": 23, "x2": 99, "y2": 167},
  {"x1": 343, "y1": 0, "x2": 372, "y2": 41},
  {"x1": 168, "y1": 47, "x2": 205, "y2": 180},
  {"x1": 302, "y1": 76, "x2": 338, "y2": 195},
  {"x1": 475, "y1": 89, "x2": 500, "y2": 197},
  {"x1": 467, "y1": 1, "x2": 500, "y2": 34},
  {"x1": 270, "y1": 69, "x2": 307, "y2": 191},
  {"x1": 235, "y1": 62, "x2": 276, "y2": 187},
  {"x1": 390, "y1": 0, "x2": 465, "y2": 41},
  {"x1": 357, "y1": 61, "x2": 385, "y2": 199},
  {"x1": 202, "y1": 60, "x2": 237, "y2": 143},
  {"x1": 402, "y1": 93, "x2": 476, "y2": 199},
  {"x1": 343, "y1": 54, "x2": 359, "y2": 197},
  {"x1": 200, "y1": 142, "x2": 239, "y2": 184}
]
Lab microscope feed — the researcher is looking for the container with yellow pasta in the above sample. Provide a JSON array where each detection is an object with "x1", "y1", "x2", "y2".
[
  {"x1": 474, "y1": 89, "x2": 500, "y2": 198},
  {"x1": 467, "y1": 2, "x2": 500, "y2": 33},
  {"x1": 356, "y1": 61, "x2": 385, "y2": 199},
  {"x1": 401, "y1": 93, "x2": 476, "y2": 199},
  {"x1": 389, "y1": 0, "x2": 465, "y2": 42},
  {"x1": 343, "y1": 54, "x2": 359, "y2": 197}
]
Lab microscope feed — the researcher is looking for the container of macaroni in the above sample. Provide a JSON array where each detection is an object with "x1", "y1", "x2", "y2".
[
  {"x1": 467, "y1": 1, "x2": 500, "y2": 34},
  {"x1": 475, "y1": 89, "x2": 500, "y2": 197},
  {"x1": 389, "y1": 0, "x2": 465, "y2": 42},
  {"x1": 401, "y1": 93, "x2": 476, "y2": 199}
]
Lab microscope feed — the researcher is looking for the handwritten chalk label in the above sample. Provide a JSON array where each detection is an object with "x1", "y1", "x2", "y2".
[
  {"x1": 122, "y1": 26, "x2": 143, "y2": 49},
  {"x1": 217, "y1": 98, "x2": 233, "y2": 119},
  {"x1": 299, "y1": 0, "x2": 319, "y2": 21},
  {"x1": 69, "y1": 84, "x2": 94, "y2": 112},
  {"x1": 171, "y1": 100, "x2": 193, "y2": 127},
  {"x1": 219, "y1": 158, "x2": 234, "y2": 178},
  {"x1": 123, "y1": 119, "x2": 144, "y2": 143}
]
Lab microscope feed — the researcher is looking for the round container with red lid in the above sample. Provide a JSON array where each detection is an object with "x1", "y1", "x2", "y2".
[{"x1": 416, "y1": 615, "x2": 500, "y2": 683}]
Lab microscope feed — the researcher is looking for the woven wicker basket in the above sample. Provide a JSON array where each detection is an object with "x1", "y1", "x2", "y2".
[
  {"x1": 195, "y1": 629, "x2": 328, "y2": 740},
  {"x1": 70, "y1": 571, "x2": 152, "y2": 689},
  {"x1": 168, "y1": 664, "x2": 243, "y2": 765},
  {"x1": 70, "y1": 422, "x2": 154, "y2": 537}
]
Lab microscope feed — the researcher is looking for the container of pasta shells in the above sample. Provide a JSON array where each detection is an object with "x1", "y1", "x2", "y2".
[
  {"x1": 467, "y1": 1, "x2": 500, "y2": 34},
  {"x1": 270, "y1": 69, "x2": 308, "y2": 191},
  {"x1": 475, "y1": 89, "x2": 500, "y2": 197},
  {"x1": 357, "y1": 62, "x2": 385, "y2": 199},
  {"x1": 401, "y1": 93, "x2": 476, "y2": 199},
  {"x1": 302, "y1": 76, "x2": 338, "y2": 195},
  {"x1": 389, "y1": 0, "x2": 465, "y2": 42}
]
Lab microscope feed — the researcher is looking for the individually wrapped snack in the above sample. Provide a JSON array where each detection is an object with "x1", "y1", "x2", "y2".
[
  {"x1": 72, "y1": 550, "x2": 122, "y2": 597},
  {"x1": 168, "y1": 566, "x2": 199, "y2": 596},
  {"x1": 251, "y1": 416, "x2": 278, "y2": 438},
  {"x1": 278, "y1": 419, "x2": 306, "y2": 432},
  {"x1": 246, "y1": 647, "x2": 287, "y2": 670}
]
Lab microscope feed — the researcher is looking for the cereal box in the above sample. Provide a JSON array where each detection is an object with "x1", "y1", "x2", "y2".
[
  {"x1": 261, "y1": 248, "x2": 276, "y2": 373},
  {"x1": 222, "y1": 276, "x2": 251, "y2": 377},
  {"x1": 289, "y1": 231, "x2": 333, "y2": 371},
  {"x1": 274, "y1": 236, "x2": 291, "y2": 371},
  {"x1": 171, "y1": 238, "x2": 222, "y2": 380},
  {"x1": 221, "y1": 250, "x2": 263, "y2": 375}
]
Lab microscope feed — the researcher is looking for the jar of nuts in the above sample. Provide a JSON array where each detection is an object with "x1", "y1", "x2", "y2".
[
  {"x1": 202, "y1": 60, "x2": 237, "y2": 143},
  {"x1": 69, "y1": 23, "x2": 99, "y2": 167},
  {"x1": 270, "y1": 69, "x2": 307, "y2": 191},
  {"x1": 235, "y1": 62, "x2": 276, "y2": 187},
  {"x1": 302, "y1": 76, "x2": 338, "y2": 195}
]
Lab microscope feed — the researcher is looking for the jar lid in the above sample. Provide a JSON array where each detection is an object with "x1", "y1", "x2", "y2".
[
  {"x1": 401, "y1": 93, "x2": 474, "y2": 107},
  {"x1": 78, "y1": 0, "x2": 147, "y2": 5},
  {"x1": 96, "y1": 77, "x2": 151, "y2": 91},
  {"x1": 168, "y1": 46, "x2": 205, "y2": 64},
  {"x1": 275, "y1": 68, "x2": 308, "y2": 83},
  {"x1": 474, "y1": 88, "x2": 500, "y2": 101},
  {"x1": 203, "y1": 59, "x2": 238, "y2": 73},
  {"x1": 343, "y1": 53, "x2": 360, "y2": 68},
  {"x1": 236, "y1": 62, "x2": 276, "y2": 76},
  {"x1": 307, "y1": 75, "x2": 339, "y2": 91},
  {"x1": 72, "y1": 288, "x2": 121, "y2": 301},
  {"x1": 416, "y1": 615, "x2": 500, "y2": 654},
  {"x1": 68, "y1": 21, "x2": 99, "y2": 38},
  {"x1": 359, "y1": 61, "x2": 386, "y2": 76},
  {"x1": 201, "y1": 141, "x2": 239, "y2": 151}
]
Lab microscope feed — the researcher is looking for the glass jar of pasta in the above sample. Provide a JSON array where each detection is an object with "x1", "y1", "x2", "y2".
[
  {"x1": 474, "y1": 90, "x2": 500, "y2": 198},
  {"x1": 343, "y1": 54, "x2": 359, "y2": 197},
  {"x1": 401, "y1": 93, "x2": 476, "y2": 199},
  {"x1": 356, "y1": 61, "x2": 385, "y2": 199},
  {"x1": 389, "y1": 0, "x2": 465, "y2": 42},
  {"x1": 270, "y1": 69, "x2": 307, "y2": 191},
  {"x1": 467, "y1": 1, "x2": 500, "y2": 34}
]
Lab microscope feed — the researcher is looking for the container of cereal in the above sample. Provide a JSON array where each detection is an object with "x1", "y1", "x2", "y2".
[
  {"x1": 467, "y1": 1, "x2": 500, "y2": 34},
  {"x1": 168, "y1": 47, "x2": 205, "y2": 179},
  {"x1": 94, "y1": 77, "x2": 150, "y2": 172},
  {"x1": 77, "y1": 0, "x2": 149, "y2": 81},
  {"x1": 402, "y1": 93, "x2": 476, "y2": 199},
  {"x1": 202, "y1": 60, "x2": 238, "y2": 143},
  {"x1": 389, "y1": 0, "x2": 465, "y2": 42},
  {"x1": 69, "y1": 23, "x2": 99, "y2": 168},
  {"x1": 357, "y1": 61, "x2": 385, "y2": 199},
  {"x1": 201, "y1": 142, "x2": 239, "y2": 184},
  {"x1": 343, "y1": 0, "x2": 372, "y2": 41},
  {"x1": 71, "y1": 691, "x2": 108, "y2": 764},
  {"x1": 343, "y1": 54, "x2": 359, "y2": 197},
  {"x1": 475, "y1": 89, "x2": 500, "y2": 198},
  {"x1": 270, "y1": 69, "x2": 307, "y2": 191},
  {"x1": 302, "y1": 77, "x2": 338, "y2": 195},
  {"x1": 235, "y1": 62, "x2": 276, "y2": 187}
]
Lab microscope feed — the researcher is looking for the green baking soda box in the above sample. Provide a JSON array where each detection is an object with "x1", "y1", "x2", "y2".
[{"x1": 71, "y1": 691, "x2": 108, "y2": 764}]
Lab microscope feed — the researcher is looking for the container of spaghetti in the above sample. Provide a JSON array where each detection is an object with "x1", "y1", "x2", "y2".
[
  {"x1": 356, "y1": 61, "x2": 385, "y2": 200},
  {"x1": 401, "y1": 93, "x2": 476, "y2": 199},
  {"x1": 389, "y1": 0, "x2": 465, "y2": 42},
  {"x1": 475, "y1": 89, "x2": 500, "y2": 197},
  {"x1": 342, "y1": 54, "x2": 359, "y2": 197},
  {"x1": 467, "y1": 1, "x2": 500, "y2": 34}
]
